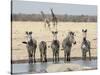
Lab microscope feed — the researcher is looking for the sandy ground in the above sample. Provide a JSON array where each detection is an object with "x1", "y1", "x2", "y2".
[{"x1": 12, "y1": 21, "x2": 97, "y2": 61}]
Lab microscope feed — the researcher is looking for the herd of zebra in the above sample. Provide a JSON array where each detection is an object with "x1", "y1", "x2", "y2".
[
  {"x1": 22, "y1": 9, "x2": 91, "y2": 64},
  {"x1": 22, "y1": 29, "x2": 91, "y2": 64}
]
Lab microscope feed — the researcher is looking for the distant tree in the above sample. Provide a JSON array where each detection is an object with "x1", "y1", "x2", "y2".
[{"x1": 11, "y1": 14, "x2": 97, "y2": 22}]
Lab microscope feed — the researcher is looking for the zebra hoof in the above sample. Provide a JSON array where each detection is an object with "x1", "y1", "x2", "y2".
[
  {"x1": 29, "y1": 60, "x2": 33, "y2": 64},
  {"x1": 67, "y1": 59, "x2": 69, "y2": 61},
  {"x1": 68, "y1": 59, "x2": 71, "y2": 62},
  {"x1": 89, "y1": 58, "x2": 91, "y2": 61},
  {"x1": 34, "y1": 60, "x2": 36, "y2": 63},
  {"x1": 45, "y1": 59, "x2": 47, "y2": 62},
  {"x1": 30, "y1": 60, "x2": 33, "y2": 63}
]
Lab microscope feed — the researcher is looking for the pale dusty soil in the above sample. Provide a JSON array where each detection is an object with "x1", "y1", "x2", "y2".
[{"x1": 12, "y1": 21, "x2": 97, "y2": 61}]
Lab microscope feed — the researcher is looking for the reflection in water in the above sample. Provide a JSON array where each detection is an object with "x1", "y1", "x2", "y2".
[
  {"x1": 28, "y1": 63, "x2": 48, "y2": 73},
  {"x1": 12, "y1": 59, "x2": 97, "y2": 74},
  {"x1": 35, "y1": 63, "x2": 48, "y2": 73},
  {"x1": 28, "y1": 63, "x2": 34, "y2": 73}
]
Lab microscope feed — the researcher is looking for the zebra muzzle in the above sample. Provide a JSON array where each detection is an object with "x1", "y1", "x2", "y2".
[{"x1": 74, "y1": 41, "x2": 76, "y2": 44}]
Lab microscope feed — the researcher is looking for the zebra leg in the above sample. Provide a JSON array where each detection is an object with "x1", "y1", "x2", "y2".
[
  {"x1": 89, "y1": 50, "x2": 91, "y2": 61},
  {"x1": 83, "y1": 50, "x2": 85, "y2": 60},
  {"x1": 84, "y1": 52, "x2": 86, "y2": 60},
  {"x1": 67, "y1": 52, "x2": 69, "y2": 61},
  {"x1": 53, "y1": 52, "x2": 54, "y2": 63},
  {"x1": 58, "y1": 51, "x2": 59, "y2": 62},
  {"x1": 56, "y1": 52, "x2": 58, "y2": 62},
  {"x1": 30, "y1": 57, "x2": 33, "y2": 63},
  {"x1": 29, "y1": 54, "x2": 33, "y2": 64},
  {"x1": 43, "y1": 52, "x2": 45, "y2": 63},
  {"x1": 68, "y1": 52, "x2": 71, "y2": 61},
  {"x1": 64, "y1": 51, "x2": 66, "y2": 63},
  {"x1": 28, "y1": 52, "x2": 30, "y2": 63},
  {"x1": 55, "y1": 52, "x2": 57, "y2": 62},
  {"x1": 40, "y1": 52, "x2": 42, "y2": 62},
  {"x1": 82, "y1": 50, "x2": 84, "y2": 60},
  {"x1": 30, "y1": 50, "x2": 33, "y2": 63},
  {"x1": 45, "y1": 51, "x2": 47, "y2": 62},
  {"x1": 55, "y1": 53, "x2": 57, "y2": 63},
  {"x1": 33, "y1": 50, "x2": 36, "y2": 63},
  {"x1": 28, "y1": 50, "x2": 31, "y2": 64},
  {"x1": 29, "y1": 54, "x2": 31, "y2": 64},
  {"x1": 55, "y1": 52, "x2": 57, "y2": 63},
  {"x1": 30, "y1": 54, "x2": 33, "y2": 63}
]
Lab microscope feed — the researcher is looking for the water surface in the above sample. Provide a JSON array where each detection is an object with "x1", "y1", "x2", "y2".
[{"x1": 12, "y1": 59, "x2": 97, "y2": 74}]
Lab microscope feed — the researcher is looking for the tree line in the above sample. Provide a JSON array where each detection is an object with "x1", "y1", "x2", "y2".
[{"x1": 12, "y1": 14, "x2": 97, "y2": 22}]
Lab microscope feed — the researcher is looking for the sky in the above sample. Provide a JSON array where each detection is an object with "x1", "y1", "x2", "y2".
[{"x1": 12, "y1": 0, "x2": 97, "y2": 15}]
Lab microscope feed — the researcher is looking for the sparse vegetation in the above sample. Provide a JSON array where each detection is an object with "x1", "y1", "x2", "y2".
[{"x1": 12, "y1": 14, "x2": 97, "y2": 22}]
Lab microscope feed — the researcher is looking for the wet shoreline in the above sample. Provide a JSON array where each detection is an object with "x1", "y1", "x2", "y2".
[
  {"x1": 12, "y1": 68, "x2": 97, "y2": 75},
  {"x1": 12, "y1": 57, "x2": 97, "y2": 64},
  {"x1": 12, "y1": 59, "x2": 97, "y2": 74}
]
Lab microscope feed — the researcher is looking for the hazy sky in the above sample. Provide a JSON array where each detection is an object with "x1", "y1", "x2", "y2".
[{"x1": 12, "y1": 0, "x2": 97, "y2": 15}]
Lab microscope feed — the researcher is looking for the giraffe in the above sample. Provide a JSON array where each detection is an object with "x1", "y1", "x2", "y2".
[
  {"x1": 50, "y1": 8, "x2": 58, "y2": 30},
  {"x1": 40, "y1": 11, "x2": 51, "y2": 30}
]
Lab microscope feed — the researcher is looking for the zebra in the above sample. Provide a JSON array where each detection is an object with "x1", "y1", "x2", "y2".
[
  {"x1": 40, "y1": 11, "x2": 51, "y2": 30},
  {"x1": 39, "y1": 41, "x2": 47, "y2": 62},
  {"x1": 51, "y1": 31, "x2": 60, "y2": 63},
  {"x1": 22, "y1": 31, "x2": 37, "y2": 63},
  {"x1": 81, "y1": 29, "x2": 91, "y2": 60},
  {"x1": 62, "y1": 32, "x2": 76, "y2": 62}
]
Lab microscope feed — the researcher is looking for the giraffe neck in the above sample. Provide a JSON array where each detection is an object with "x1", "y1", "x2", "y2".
[{"x1": 51, "y1": 10, "x2": 55, "y2": 18}]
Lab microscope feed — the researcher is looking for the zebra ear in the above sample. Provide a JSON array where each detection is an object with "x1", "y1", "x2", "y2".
[
  {"x1": 29, "y1": 31, "x2": 32, "y2": 35},
  {"x1": 85, "y1": 29, "x2": 87, "y2": 32},
  {"x1": 55, "y1": 31, "x2": 58, "y2": 34},
  {"x1": 68, "y1": 32, "x2": 71, "y2": 35},
  {"x1": 26, "y1": 31, "x2": 28, "y2": 35},
  {"x1": 52, "y1": 31, "x2": 54, "y2": 34},
  {"x1": 72, "y1": 32, "x2": 75, "y2": 35},
  {"x1": 82, "y1": 29, "x2": 84, "y2": 32}
]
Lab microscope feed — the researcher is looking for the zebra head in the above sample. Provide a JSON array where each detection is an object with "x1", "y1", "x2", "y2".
[
  {"x1": 82, "y1": 29, "x2": 87, "y2": 40},
  {"x1": 68, "y1": 31, "x2": 76, "y2": 45},
  {"x1": 25, "y1": 31, "x2": 32, "y2": 42},
  {"x1": 52, "y1": 31, "x2": 58, "y2": 40},
  {"x1": 22, "y1": 31, "x2": 33, "y2": 45}
]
